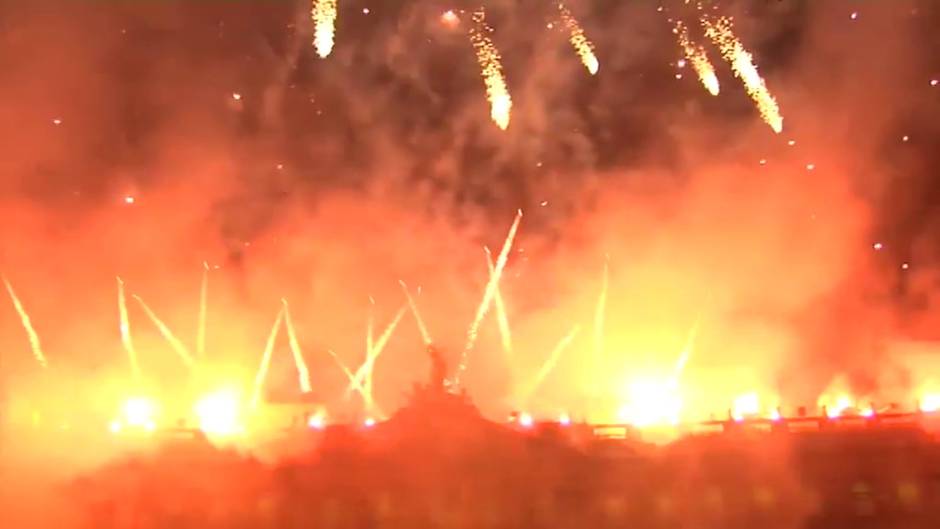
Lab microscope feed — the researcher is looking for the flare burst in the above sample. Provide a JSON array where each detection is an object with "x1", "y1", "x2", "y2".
[
  {"x1": 470, "y1": 9, "x2": 512, "y2": 130},
  {"x1": 559, "y1": 3, "x2": 599, "y2": 75},
  {"x1": 674, "y1": 20, "x2": 720, "y2": 96},
  {"x1": 312, "y1": 0, "x2": 338, "y2": 58}
]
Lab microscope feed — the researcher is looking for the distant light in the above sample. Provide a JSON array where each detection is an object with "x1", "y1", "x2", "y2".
[
  {"x1": 362, "y1": 7, "x2": 370, "y2": 14},
  {"x1": 759, "y1": 158, "x2": 767, "y2": 165},
  {"x1": 902, "y1": 135, "x2": 910, "y2": 142},
  {"x1": 546, "y1": 22, "x2": 554, "y2": 29},
  {"x1": 232, "y1": 92, "x2": 242, "y2": 101},
  {"x1": 540, "y1": 200, "x2": 548, "y2": 207},
  {"x1": 770, "y1": 408, "x2": 782, "y2": 422},
  {"x1": 677, "y1": 59, "x2": 686, "y2": 68},
  {"x1": 921, "y1": 394, "x2": 940, "y2": 413},
  {"x1": 559, "y1": 413, "x2": 571, "y2": 426},
  {"x1": 124, "y1": 195, "x2": 135, "y2": 204},
  {"x1": 519, "y1": 412, "x2": 534, "y2": 428},
  {"x1": 364, "y1": 417, "x2": 376, "y2": 428},
  {"x1": 675, "y1": 73, "x2": 683, "y2": 80},
  {"x1": 308, "y1": 415, "x2": 325, "y2": 429},
  {"x1": 441, "y1": 10, "x2": 459, "y2": 28},
  {"x1": 787, "y1": 139, "x2": 796, "y2": 146},
  {"x1": 109, "y1": 420, "x2": 122, "y2": 434},
  {"x1": 873, "y1": 242, "x2": 884, "y2": 251},
  {"x1": 860, "y1": 407, "x2": 874, "y2": 418},
  {"x1": 901, "y1": 262, "x2": 910, "y2": 270},
  {"x1": 850, "y1": 11, "x2": 858, "y2": 20},
  {"x1": 52, "y1": 118, "x2": 62, "y2": 125},
  {"x1": 806, "y1": 163, "x2": 815, "y2": 171},
  {"x1": 931, "y1": 79, "x2": 938, "y2": 87}
]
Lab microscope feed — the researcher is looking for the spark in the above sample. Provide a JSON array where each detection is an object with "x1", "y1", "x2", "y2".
[
  {"x1": 672, "y1": 315, "x2": 701, "y2": 380},
  {"x1": 441, "y1": 10, "x2": 460, "y2": 28},
  {"x1": 673, "y1": 20, "x2": 720, "y2": 95},
  {"x1": 312, "y1": 0, "x2": 338, "y2": 58},
  {"x1": 116, "y1": 277, "x2": 142, "y2": 381},
  {"x1": 399, "y1": 280, "x2": 432, "y2": 346},
  {"x1": 52, "y1": 118, "x2": 62, "y2": 125},
  {"x1": 485, "y1": 248, "x2": 513, "y2": 358},
  {"x1": 197, "y1": 262, "x2": 208, "y2": 358},
  {"x1": 454, "y1": 209, "x2": 523, "y2": 386},
  {"x1": 559, "y1": 3, "x2": 599, "y2": 75},
  {"x1": 703, "y1": 15, "x2": 783, "y2": 132},
  {"x1": 250, "y1": 307, "x2": 285, "y2": 409},
  {"x1": 231, "y1": 92, "x2": 242, "y2": 101},
  {"x1": 902, "y1": 262, "x2": 910, "y2": 270},
  {"x1": 873, "y1": 242, "x2": 884, "y2": 250},
  {"x1": 281, "y1": 299, "x2": 313, "y2": 394},
  {"x1": 519, "y1": 325, "x2": 581, "y2": 403},
  {"x1": 470, "y1": 8, "x2": 512, "y2": 130},
  {"x1": 132, "y1": 294, "x2": 195, "y2": 368},
  {"x1": 123, "y1": 195, "x2": 135, "y2": 204},
  {"x1": 2, "y1": 277, "x2": 48, "y2": 369}
]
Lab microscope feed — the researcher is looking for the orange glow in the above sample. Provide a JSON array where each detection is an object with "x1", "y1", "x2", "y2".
[
  {"x1": 195, "y1": 388, "x2": 243, "y2": 437},
  {"x1": 618, "y1": 377, "x2": 682, "y2": 427},
  {"x1": 441, "y1": 10, "x2": 459, "y2": 29}
]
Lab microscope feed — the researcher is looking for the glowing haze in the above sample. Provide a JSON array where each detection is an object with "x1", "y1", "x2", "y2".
[{"x1": 0, "y1": 1, "x2": 938, "y2": 432}]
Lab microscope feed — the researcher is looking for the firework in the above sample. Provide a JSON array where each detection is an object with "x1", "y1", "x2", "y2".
[
  {"x1": 282, "y1": 299, "x2": 313, "y2": 394},
  {"x1": 311, "y1": 0, "x2": 338, "y2": 58},
  {"x1": 2, "y1": 276, "x2": 48, "y2": 369},
  {"x1": 454, "y1": 209, "x2": 523, "y2": 387},
  {"x1": 673, "y1": 20, "x2": 720, "y2": 96},
  {"x1": 197, "y1": 262, "x2": 208, "y2": 358},
  {"x1": 702, "y1": 15, "x2": 783, "y2": 132},
  {"x1": 672, "y1": 315, "x2": 700, "y2": 379},
  {"x1": 132, "y1": 294, "x2": 195, "y2": 368},
  {"x1": 116, "y1": 277, "x2": 142, "y2": 381},
  {"x1": 559, "y1": 3, "x2": 599, "y2": 75},
  {"x1": 485, "y1": 248, "x2": 513, "y2": 358},
  {"x1": 519, "y1": 325, "x2": 580, "y2": 403},
  {"x1": 470, "y1": 8, "x2": 512, "y2": 130},
  {"x1": 399, "y1": 280, "x2": 432, "y2": 346},
  {"x1": 250, "y1": 307, "x2": 284, "y2": 409},
  {"x1": 348, "y1": 305, "x2": 407, "y2": 411}
]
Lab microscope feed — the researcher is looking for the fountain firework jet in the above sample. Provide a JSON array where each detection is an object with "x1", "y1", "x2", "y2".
[
  {"x1": 250, "y1": 307, "x2": 285, "y2": 409},
  {"x1": 702, "y1": 15, "x2": 783, "y2": 132},
  {"x1": 281, "y1": 299, "x2": 313, "y2": 394},
  {"x1": 197, "y1": 262, "x2": 208, "y2": 358},
  {"x1": 485, "y1": 247, "x2": 513, "y2": 359},
  {"x1": 399, "y1": 280, "x2": 432, "y2": 345},
  {"x1": 2, "y1": 276, "x2": 48, "y2": 369},
  {"x1": 559, "y1": 3, "x2": 599, "y2": 75},
  {"x1": 311, "y1": 0, "x2": 338, "y2": 58},
  {"x1": 329, "y1": 349, "x2": 385, "y2": 417},
  {"x1": 116, "y1": 277, "x2": 142, "y2": 381},
  {"x1": 454, "y1": 209, "x2": 523, "y2": 387},
  {"x1": 519, "y1": 325, "x2": 581, "y2": 404},
  {"x1": 132, "y1": 294, "x2": 195, "y2": 368},
  {"x1": 674, "y1": 20, "x2": 720, "y2": 96},
  {"x1": 470, "y1": 8, "x2": 512, "y2": 130},
  {"x1": 672, "y1": 315, "x2": 701, "y2": 381},
  {"x1": 348, "y1": 305, "x2": 407, "y2": 407}
]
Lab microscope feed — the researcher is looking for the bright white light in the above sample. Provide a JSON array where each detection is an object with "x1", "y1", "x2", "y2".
[
  {"x1": 195, "y1": 389, "x2": 242, "y2": 437},
  {"x1": 519, "y1": 412, "x2": 534, "y2": 428},
  {"x1": 308, "y1": 414, "x2": 325, "y2": 429},
  {"x1": 364, "y1": 417, "x2": 376, "y2": 428},
  {"x1": 559, "y1": 413, "x2": 571, "y2": 426}
]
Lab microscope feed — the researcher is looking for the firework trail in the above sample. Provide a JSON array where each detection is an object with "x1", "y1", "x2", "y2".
[
  {"x1": 399, "y1": 280, "x2": 432, "y2": 345},
  {"x1": 311, "y1": 0, "x2": 338, "y2": 58},
  {"x1": 132, "y1": 295, "x2": 195, "y2": 368},
  {"x1": 702, "y1": 15, "x2": 783, "y2": 132},
  {"x1": 116, "y1": 277, "x2": 142, "y2": 381},
  {"x1": 519, "y1": 325, "x2": 580, "y2": 403},
  {"x1": 329, "y1": 349, "x2": 385, "y2": 417},
  {"x1": 484, "y1": 247, "x2": 513, "y2": 358},
  {"x1": 2, "y1": 277, "x2": 48, "y2": 369},
  {"x1": 454, "y1": 209, "x2": 523, "y2": 387},
  {"x1": 672, "y1": 315, "x2": 701, "y2": 381},
  {"x1": 251, "y1": 307, "x2": 284, "y2": 409},
  {"x1": 282, "y1": 299, "x2": 313, "y2": 394},
  {"x1": 673, "y1": 20, "x2": 720, "y2": 96},
  {"x1": 559, "y1": 3, "x2": 599, "y2": 75},
  {"x1": 470, "y1": 8, "x2": 512, "y2": 130},
  {"x1": 197, "y1": 262, "x2": 208, "y2": 358},
  {"x1": 348, "y1": 305, "x2": 407, "y2": 404}
]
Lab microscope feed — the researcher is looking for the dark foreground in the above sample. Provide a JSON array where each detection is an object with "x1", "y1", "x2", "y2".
[{"x1": 54, "y1": 388, "x2": 940, "y2": 529}]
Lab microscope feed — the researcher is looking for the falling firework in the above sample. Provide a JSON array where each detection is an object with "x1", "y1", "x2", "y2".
[
  {"x1": 2, "y1": 277, "x2": 48, "y2": 369},
  {"x1": 251, "y1": 307, "x2": 284, "y2": 409},
  {"x1": 132, "y1": 294, "x2": 195, "y2": 368},
  {"x1": 470, "y1": 8, "x2": 512, "y2": 130},
  {"x1": 399, "y1": 280, "x2": 432, "y2": 345},
  {"x1": 592, "y1": 257, "x2": 608, "y2": 376},
  {"x1": 311, "y1": 0, "x2": 338, "y2": 58},
  {"x1": 282, "y1": 299, "x2": 313, "y2": 394},
  {"x1": 454, "y1": 209, "x2": 523, "y2": 386},
  {"x1": 197, "y1": 262, "x2": 208, "y2": 358},
  {"x1": 484, "y1": 248, "x2": 513, "y2": 358},
  {"x1": 673, "y1": 20, "x2": 720, "y2": 96},
  {"x1": 702, "y1": 15, "x2": 783, "y2": 132},
  {"x1": 559, "y1": 3, "x2": 599, "y2": 75},
  {"x1": 519, "y1": 325, "x2": 580, "y2": 403},
  {"x1": 116, "y1": 277, "x2": 142, "y2": 381}
]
